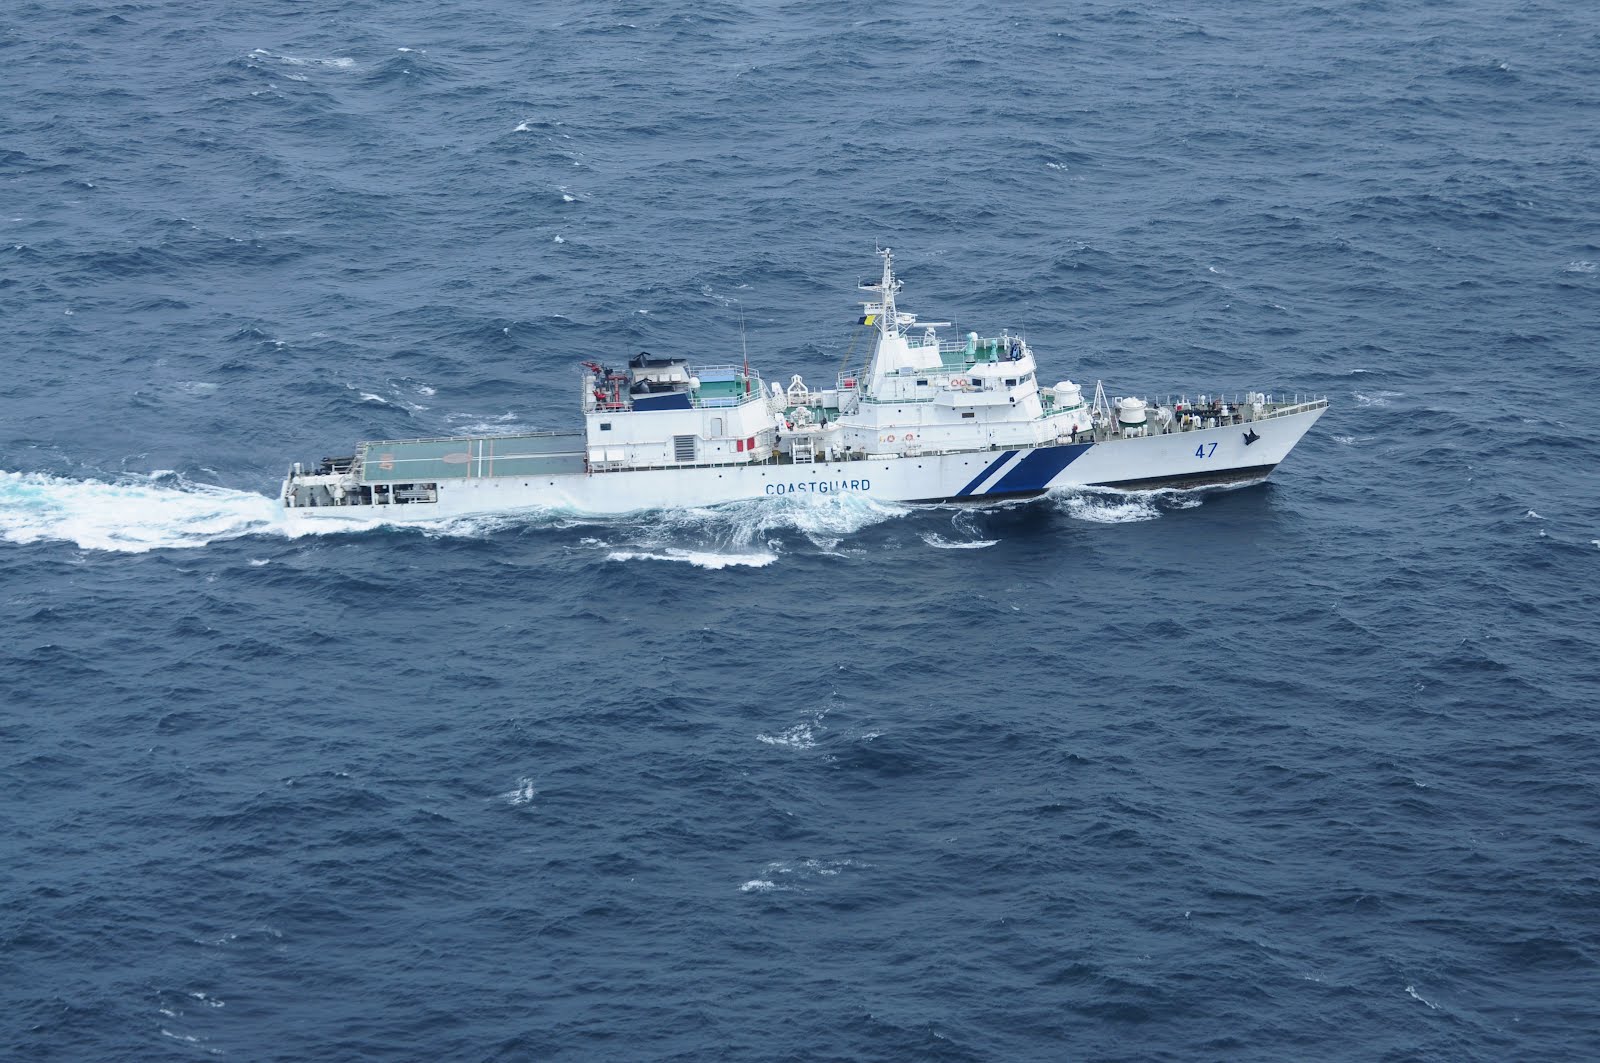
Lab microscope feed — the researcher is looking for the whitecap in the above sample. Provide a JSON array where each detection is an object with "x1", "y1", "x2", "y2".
[
  {"x1": 1564, "y1": 260, "x2": 1596, "y2": 273},
  {"x1": 1353, "y1": 390, "x2": 1402, "y2": 407},
  {"x1": 757, "y1": 709, "x2": 826, "y2": 749},
  {"x1": 739, "y1": 879, "x2": 781, "y2": 893},
  {"x1": 747, "y1": 858, "x2": 865, "y2": 893},
  {"x1": 756, "y1": 726, "x2": 814, "y2": 748},
  {"x1": 1405, "y1": 985, "x2": 1439, "y2": 1010},
  {"x1": 249, "y1": 48, "x2": 355, "y2": 69},
  {"x1": 605, "y1": 548, "x2": 777, "y2": 569},
  {"x1": 553, "y1": 235, "x2": 564, "y2": 243},
  {"x1": 1526, "y1": 509, "x2": 1542, "y2": 520},
  {"x1": 921, "y1": 532, "x2": 999, "y2": 549},
  {"x1": 443, "y1": 411, "x2": 529, "y2": 435},
  {"x1": 513, "y1": 120, "x2": 531, "y2": 132},
  {"x1": 443, "y1": 420, "x2": 534, "y2": 436},
  {"x1": 501, "y1": 778, "x2": 535, "y2": 806}
]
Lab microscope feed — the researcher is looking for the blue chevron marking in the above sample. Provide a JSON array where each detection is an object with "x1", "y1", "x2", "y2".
[
  {"x1": 984, "y1": 444, "x2": 1092, "y2": 494},
  {"x1": 956, "y1": 450, "x2": 1017, "y2": 497}
]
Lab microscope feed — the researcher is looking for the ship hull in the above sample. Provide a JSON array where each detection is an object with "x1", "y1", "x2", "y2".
[{"x1": 283, "y1": 406, "x2": 1325, "y2": 521}]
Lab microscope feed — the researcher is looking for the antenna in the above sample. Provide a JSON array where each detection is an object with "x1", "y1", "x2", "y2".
[{"x1": 739, "y1": 301, "x2": 751, "y2": 393}]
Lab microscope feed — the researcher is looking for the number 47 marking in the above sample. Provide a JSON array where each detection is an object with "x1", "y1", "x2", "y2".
[{"x1": 1195, "y1": 442, "x2": 1217, "y2": 458}]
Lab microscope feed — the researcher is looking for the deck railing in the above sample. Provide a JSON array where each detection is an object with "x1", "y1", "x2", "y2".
[{"x1": 359, "y1": 429, "x2": 576, "y2": 448}]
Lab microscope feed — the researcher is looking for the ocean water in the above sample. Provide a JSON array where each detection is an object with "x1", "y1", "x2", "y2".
[{"x1": 4, "y1": 0, "x2": 1600, "y2": 1059}]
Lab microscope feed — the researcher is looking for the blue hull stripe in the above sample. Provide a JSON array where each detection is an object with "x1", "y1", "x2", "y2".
[
  {"x1": 956, "y1": 450, "x2": 1017, "y2": 497},
  {"x1": 985, "y1": 444, "x2": 1092, "y2": 495}
]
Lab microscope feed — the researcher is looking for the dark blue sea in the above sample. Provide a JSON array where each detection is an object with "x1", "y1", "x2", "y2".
[{"x1": 5, "y1": 1, "x2": 1600, "y2": 1059}]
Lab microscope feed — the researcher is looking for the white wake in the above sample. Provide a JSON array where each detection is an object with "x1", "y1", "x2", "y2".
[
  {"x1": 0, "y1": 471, "x2": 917, "y2": 556},
  {"x1": 0, "y1": 470, "x2": 425, "y2": 554}
]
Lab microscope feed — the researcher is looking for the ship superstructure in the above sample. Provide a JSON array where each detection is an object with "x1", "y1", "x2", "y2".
[{"x1": 283, "y1": 250, "x2": 1327, "y2": 518}]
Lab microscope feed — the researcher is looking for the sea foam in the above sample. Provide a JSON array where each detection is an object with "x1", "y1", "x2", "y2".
[{"x1": 0, "y1": 470, "x2": 498, "y2": 554}]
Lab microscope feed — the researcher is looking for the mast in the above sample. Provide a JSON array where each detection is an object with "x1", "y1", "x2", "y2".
[
  {"x1": 877, "y1": 247, "x2": 899, "y2": 341},
  {"x1": 739, "y1": 301, "x2": 750, "y2": 394},
  {"x1": 864, "y1": 246, "x2": 902, "y2": 337},
  {"x1": 860, "y1": 247, "x2": 905, "y2": 364}
]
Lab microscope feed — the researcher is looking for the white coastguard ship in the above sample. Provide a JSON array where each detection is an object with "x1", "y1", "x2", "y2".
[{"x1": 282, "y1": 250, "x2": 1327, "y2": 519}]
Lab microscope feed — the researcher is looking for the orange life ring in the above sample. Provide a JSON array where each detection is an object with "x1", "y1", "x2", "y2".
[
  {"x1": 904, "y1": 433, "x2": 916, "y2": 442},
  {"x1": 952, "y1": 377, "x2": 967, "y2": 387},
  {"x1": 886, "y1": 434, "x2": 896, "y2": 443}
]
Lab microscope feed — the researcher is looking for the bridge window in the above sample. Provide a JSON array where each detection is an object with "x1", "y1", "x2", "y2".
[{"x1": 600, "y1": 422, "x2": 612, "y2": 431}]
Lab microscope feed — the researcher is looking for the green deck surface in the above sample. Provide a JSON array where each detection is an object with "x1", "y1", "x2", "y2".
[
  {"x1": 936, "y1": 341, "x2": 1005, "y2": 369},
  {"x1": 359, "y1": 432, "x2": 585, "y2": 483},
  {"x1": 693, "y1": 379, "x2": 752, "y2": 402}
]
